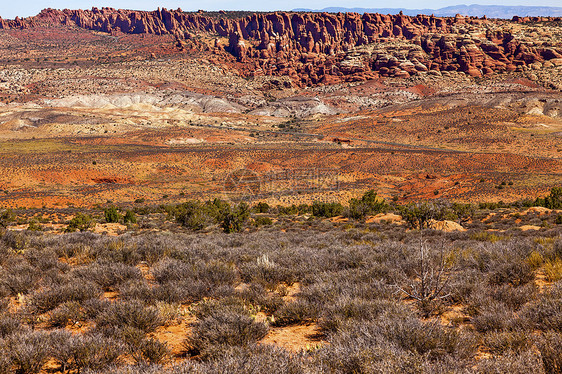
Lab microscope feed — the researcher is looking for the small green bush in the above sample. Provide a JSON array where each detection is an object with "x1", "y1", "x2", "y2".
[
  {"x1": 66, "y1": 213, "x2": 93, "y2": 232},
  {"x1": 0, "y1": 209, "x2": 15, "y2": 228},
  {"x1": 535, "y1": 187, "x2": 562, "y2": 209},
  {"x1": 277, "y1": 204, "x2": 310, "y2": 215},
  {"x1": 174, "y1": 199, "x2": 239, "y2": 231},
  {"x1": 254, "y1": 216, "x2": 273, "y2": 227},
  {"x1": 254, "y1": 202, "x2": 270, "y2": 213},
  {"x1": 220, "y1": 203, "x2": 250, "y2": 233},
  {"x1": 398, "y1": 201, "x2": 451, "y2": 229},
  {"x1": 27, "y1": 220, "x2": 42, "y2": 232},
  {"x1": 123, "y1": 210, "x2": 137, "y2": 224},
  {"x1": 312, "y1": 201, "x2": 344, "y2": 218},
  {"x1": 347, "y1": 190, "x2": 387, "y2": 219},
  {"x1": 104, "y1": 207, "x2": 121, "y2": 223}
]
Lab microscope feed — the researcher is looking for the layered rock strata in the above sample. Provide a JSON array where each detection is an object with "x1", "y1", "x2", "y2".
[{"x1": 2, "y1": 8, "x2": 561, "y2": 85}]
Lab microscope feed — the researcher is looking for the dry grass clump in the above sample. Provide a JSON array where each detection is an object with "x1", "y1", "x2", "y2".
[
  {"x1": 184, "y1": 298, "x2": 269, "y2": 358},
  {"x1": 0, "y1": 213, "x2": 562, "y2": 372}
]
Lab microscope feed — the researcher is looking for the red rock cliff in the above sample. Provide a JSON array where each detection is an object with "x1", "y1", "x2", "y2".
[{"x1": 3, "y1": 8, "x2": 562, "y2": 86}]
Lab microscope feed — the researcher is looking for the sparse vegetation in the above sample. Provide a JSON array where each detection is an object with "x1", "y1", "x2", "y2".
[
  {"x1": 0, "y1": 190, "x2": 562, "y2": 372},
  {"x1": 1, "y1": 9, "x2": 562, "y2": 372},
  {"x1": 0, "y1": 207, "x2": 559, "y2": 371}
]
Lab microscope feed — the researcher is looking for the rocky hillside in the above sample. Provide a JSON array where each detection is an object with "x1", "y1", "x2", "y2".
[{"x1": 1, "y1": 8, "x2": 562, "y2": 86}]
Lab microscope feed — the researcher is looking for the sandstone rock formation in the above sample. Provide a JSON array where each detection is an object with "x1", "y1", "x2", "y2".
[{"x1": 1, "y1": 8, "x2": 561, "y2": 86}]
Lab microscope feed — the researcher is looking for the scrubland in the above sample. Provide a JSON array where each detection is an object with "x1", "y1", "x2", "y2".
[{"x1": 0, "y1": 192, "x2": 562, "y2": 373}]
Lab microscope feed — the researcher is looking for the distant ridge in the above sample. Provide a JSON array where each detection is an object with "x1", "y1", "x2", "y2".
[
  {"x1": 292, "y1": 4, "x2": 562, "y2": 18},
  {"x1": 1, "y1": 7, "x2": 561, "y2": 86}
]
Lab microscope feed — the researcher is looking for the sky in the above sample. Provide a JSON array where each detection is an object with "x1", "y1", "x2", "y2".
[{"x1": 1, "y1": 0, "x2": 561, "y2": 19}]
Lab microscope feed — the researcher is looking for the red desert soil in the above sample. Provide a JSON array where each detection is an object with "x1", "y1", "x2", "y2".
[
  {"x1": 152, "y1": 318, "x2": 193, "y2": 359},
  {"x1": 0, "y1": 9, "x2": 560, "y2": 209},
  {"x1": 260, "y1": 324, "x2": 325, "y2": 352}
]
